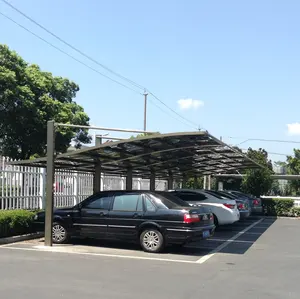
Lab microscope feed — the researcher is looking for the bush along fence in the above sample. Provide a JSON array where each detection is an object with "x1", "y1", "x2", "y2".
[
  {"x1": 0, "y1": 210, "x2": 37, "y2": 238},
  {"x1": 0, "y1": 156, "x2": 168, "y2": 210},
  {"x1": 262, "y1": 198, "x2": 300, "y2": 217}
]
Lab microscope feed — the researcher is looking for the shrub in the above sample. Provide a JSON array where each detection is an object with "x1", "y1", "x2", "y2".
[
  {"x1": 288, "y1": 207, "x2": 300, "y2": 217},
  {"x1": 0, "y1": 210, "x2": 36, "y2": 238},
  {"x1": 262, "y1": 198, "x2": 296, "y2": 216}
]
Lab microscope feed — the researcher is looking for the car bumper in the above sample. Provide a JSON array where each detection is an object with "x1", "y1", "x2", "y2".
[
  {"x1": 239, "y1": 210, "x2": 251, "y2": 219},
  {"x1": 218, "y1": 209, "x2": 240, "y2": 225},
  {"x1": 252, "y1": 206, "x2": 263, "y2": 214},
  {"x1": 165, "y1": 225, "x2": 215, "y2": 245},
  {"x1": 34, "y1": 221, "x2": 45, "y2": 232}
]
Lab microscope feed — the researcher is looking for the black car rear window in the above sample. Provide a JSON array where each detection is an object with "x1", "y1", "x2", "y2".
[{"x1": 151, "y1": 192, "x2": 192, "y2": 209}]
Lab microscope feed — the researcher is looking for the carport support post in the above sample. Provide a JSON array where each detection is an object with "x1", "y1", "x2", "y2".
[
  {"x1": 93, "y1": 161, "x2": 102, "y2": 193},
  {"x1": 45, "y1": 120, "x2": 55, "y2": 247},
  {"x1": 207, "y1": 175, "x2": 211, "y2": 190},
  {"x1": 126, "y1": 168, "x2": 133, "y2": 191},
  {"x1": 193, "y1": 175, "x2": 198, "y2": 189},
  {"x1": 150, "y1": 170, "x2": 156, "y2": 191},
  {"x1": 167, "y1": 172, "x2": 173, "y2": 190}
]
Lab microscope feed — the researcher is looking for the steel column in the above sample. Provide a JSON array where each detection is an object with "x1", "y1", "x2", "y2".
[
  {"x1": 44, "y1": 120, "x2": 55, "y2": 247},
  {"x1": 150, "y1": 170, "x2": 156, "y2": 191},
  {"x1": 167, "y1": 171, "x2": 173, "y2": 190},
  {"x1": 93, "y1": 161, "x2": 102, "y2": 193},
  {"x1": 126, "y1": 168, "x2": 133, "y2": 191}
]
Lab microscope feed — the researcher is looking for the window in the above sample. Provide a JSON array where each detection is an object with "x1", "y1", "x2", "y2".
[
  {"x1": 136, "y1": 197, "x2": 144, "y2": 211},
  {"x1": 175, "y1": 192, "x2": 206, "y2": 202},
  {"x1": 145, "y1": 198, "x2": 156, "y2": 212},
  {"x1": 84, "y1": 196, "x2": 112, "y2": 209},
  {"x1": 150, "y1": 192, "x2": 191, "y2": 209},
  {"x1": 112, "y1": 194, "x2": 141, "y2": 211}
]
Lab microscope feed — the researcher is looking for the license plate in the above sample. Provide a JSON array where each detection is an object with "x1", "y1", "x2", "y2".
[{"x1": 203, "y1": 230, "x2": 210, "y2": 238}]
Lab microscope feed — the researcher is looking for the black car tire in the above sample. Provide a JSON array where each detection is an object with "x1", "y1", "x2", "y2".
[
  {"x1": 213, "y1": 214, "x2": 219, "y2": 227},
  {"x1": 52, "y1": 222, "x2": 69, "y2": 244},
  {"x1": 140, "y1": 228, "x2": 164, "y2": 253}
]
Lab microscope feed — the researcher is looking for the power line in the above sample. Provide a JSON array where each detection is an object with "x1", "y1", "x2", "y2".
[
  {"x1": 227, "y1": 136, "x2": 300, "y2": 145},
  {"x1": 148, "y1": 91, "x2": 199, "y2": 129},
  {"x1": 0, "y1": 12, "x2": 143, "y2": 95},
  {"x1": 1, "y1": 0, "x2": 144, "y2": 91},
  {"x1": 147, "y1": 98, "x2": 197, "y2": 130},
  {"x1": 1, "y1": 0, "x2": 199, "y2": 130}
]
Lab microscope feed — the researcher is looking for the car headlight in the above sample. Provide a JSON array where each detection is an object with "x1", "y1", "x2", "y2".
[{"x1": 34, "y1": 214, "x2": 39, "y2": 221}]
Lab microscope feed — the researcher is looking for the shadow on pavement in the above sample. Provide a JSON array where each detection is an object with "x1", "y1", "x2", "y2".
[{"x1": 30, "y1": 217, "x2": 276, "y2": 257}]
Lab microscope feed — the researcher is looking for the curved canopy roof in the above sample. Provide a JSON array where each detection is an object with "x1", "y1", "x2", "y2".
[{"x1": 10, "y1": 131, "x2": 262, "y2": 179}]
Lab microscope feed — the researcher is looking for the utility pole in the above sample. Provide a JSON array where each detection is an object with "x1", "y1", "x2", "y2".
[{"x1": 143, "y1": 90, "x2": 148, "y2": 132}]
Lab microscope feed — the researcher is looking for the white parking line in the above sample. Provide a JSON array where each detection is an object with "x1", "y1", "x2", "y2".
[
  {"x1": 208, "y1": 238, "x2": 254, "y2": 244},
  {"x1": 0, "y1": 243, "x2": 15, "y2": 248},
  {"x1": 196, "y1": 218, "x2": 264, "y2": 264},
  {"x1": 0, "y1": 245, "x2": 198, "y2": 264}
]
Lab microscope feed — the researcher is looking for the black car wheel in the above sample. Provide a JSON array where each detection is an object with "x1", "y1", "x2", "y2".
[
  {"x1": 140, "y1": 229, "x2": 164, "y2": 253},
  {"x1": 213, "y1": 214, "x2": 219, "y2": 227},
  {"x1": 52, "y1": 222, "x2": 69, "y2": 244}
]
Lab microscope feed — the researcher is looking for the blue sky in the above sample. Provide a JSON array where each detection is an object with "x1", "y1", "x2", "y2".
[{"x1": 1, "y1": 0, "x2": 300, "y2": 162}]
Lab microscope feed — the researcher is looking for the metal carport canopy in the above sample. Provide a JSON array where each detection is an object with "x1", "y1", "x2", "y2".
[{"x1": 10, "y1": 131, "x2": 262, "y2": 178}]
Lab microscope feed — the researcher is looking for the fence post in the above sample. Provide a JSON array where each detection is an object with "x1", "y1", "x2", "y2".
[
  {"x1": 121, "y1": 177, "x2": 125, "y2": 190},
  {"x1": 39, "y1": 168, "x2": 46, "y2": 209},
  {"x1": 74, "y1": 172, "x2": 78, "y2": 205}
]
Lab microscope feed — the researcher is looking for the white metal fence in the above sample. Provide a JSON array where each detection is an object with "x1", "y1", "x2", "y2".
[{"x1": 0, "y1": 156, "x2": 167, "y2": 210}]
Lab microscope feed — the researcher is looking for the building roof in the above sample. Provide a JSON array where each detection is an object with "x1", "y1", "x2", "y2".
[{"x1": 10, "y1": 131, "x2": 262, "y2": 179}]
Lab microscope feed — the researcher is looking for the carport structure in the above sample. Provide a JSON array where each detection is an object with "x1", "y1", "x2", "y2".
[{"x1": 11, "y1": 122, "x2": 262, "y2": 246}]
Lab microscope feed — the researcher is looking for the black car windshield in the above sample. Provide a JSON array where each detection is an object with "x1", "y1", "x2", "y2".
[{"x1": 151, "y1": 192, "x2": 192, "y2": 209}]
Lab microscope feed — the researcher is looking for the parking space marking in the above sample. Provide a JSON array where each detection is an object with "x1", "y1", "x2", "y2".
[
  {"x1": 208, "y1": 238, "x2": 254, "y2": 244},
  {"x1": 0, "y1": 245, "x2": 199, "y2": 264},
  {"x1": 196, "y1": 218, "x2": 264, "y2": 264},
  {"x1": 243, "y1": 232, "x2": 262, "y2": 235},
  {"x1": 0, "y1": 243, "x2": 16, "y2": 248}
]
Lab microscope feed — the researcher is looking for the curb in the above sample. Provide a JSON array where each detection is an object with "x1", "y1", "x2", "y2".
[
  {"x1": 0, "y1": 232, "x2": 44, "y2": 245},
  {"x1": 263, "y1": 216, "x2": 300, "y2": 220}
]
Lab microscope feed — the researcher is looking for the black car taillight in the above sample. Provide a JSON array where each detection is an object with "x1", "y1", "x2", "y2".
[
  {"x1": 184, "y1": 213, "x2": 200, "y2": 223},
  {"x1": 238, "y1": 203, "x2": 245, "y2": 210},
  {"x1": 253, "y1": 199, "x2": 259, "y2": 205}
]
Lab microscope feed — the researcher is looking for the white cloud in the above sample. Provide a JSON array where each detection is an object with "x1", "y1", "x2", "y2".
[
  {"x1": 177, "y1": 98, "x2": 204, "y2": 110},
  {"x1": 287, "y1": 122, "x2": 300, "y2": 135}
]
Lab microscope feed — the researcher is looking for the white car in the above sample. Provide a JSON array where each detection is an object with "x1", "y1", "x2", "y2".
[{"x1": 168, "y1": 189, "x2": 240, "y2": 226}]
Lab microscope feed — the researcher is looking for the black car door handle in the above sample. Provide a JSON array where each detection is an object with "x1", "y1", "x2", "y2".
[{"x1": 99, "y1": 212, "x2": 108, "y2": 217}]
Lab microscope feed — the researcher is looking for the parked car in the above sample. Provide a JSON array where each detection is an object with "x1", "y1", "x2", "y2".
[
  {"x1": 167, "y1": 189, "x2": 240, "y2": 226},
  {"x1": 226, "y1": 190, "x2": 263, "y2": 214},
  {"x1": 204, "y1": 190, "x2": 251, "y2": 219},
  {"x1": 34, "y1": 190, "x2": 215, "y2": 253}
]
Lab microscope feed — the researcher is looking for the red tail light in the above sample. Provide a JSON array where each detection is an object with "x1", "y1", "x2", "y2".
[
  {"x1": 209, "y1": 213, "x2": 214, "y2": 220},
  {"x1": 223, "y1": 203, "x2": 235, "y2": 209},
  {"x1": 253, "y1": 199, "x2": 259, "y2": 206},
  {"x1": 184, "y1": 213, "x2": 200, "y2": 223},
  {"x1": 238, "y1": 203, "x2": 245, "y2": 210}
]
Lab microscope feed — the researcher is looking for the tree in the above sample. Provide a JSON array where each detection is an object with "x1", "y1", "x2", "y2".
[
  {"x1": 241, "y1": 148, "x2": 273, "y2": 197},
  {"x1": 182, "y1": 177, "x2": 204, "y2": 189},
  {"x1": 0, "y1": 45, "x2": 91, "y2": 160},
  {"x1": 286, "y1": 149, "x2": 300, "y2": 195}
]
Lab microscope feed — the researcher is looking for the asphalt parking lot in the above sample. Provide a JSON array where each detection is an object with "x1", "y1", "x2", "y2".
[{"x1": 1, "y1": 216, "x2": 300, "y2": 298}]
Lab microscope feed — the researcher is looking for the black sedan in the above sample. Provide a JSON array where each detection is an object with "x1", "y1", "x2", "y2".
[{"x1": 34, "y1": 190, "x2": 215, "y2": 253}]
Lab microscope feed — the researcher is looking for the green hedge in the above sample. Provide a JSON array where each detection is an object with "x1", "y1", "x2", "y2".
[
  {"x1": 262, "y1": 198, "x2": 300, "y2": 217},
  {"x1": 0, "y1": 210, "x2": 36, "y2": 238}
]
